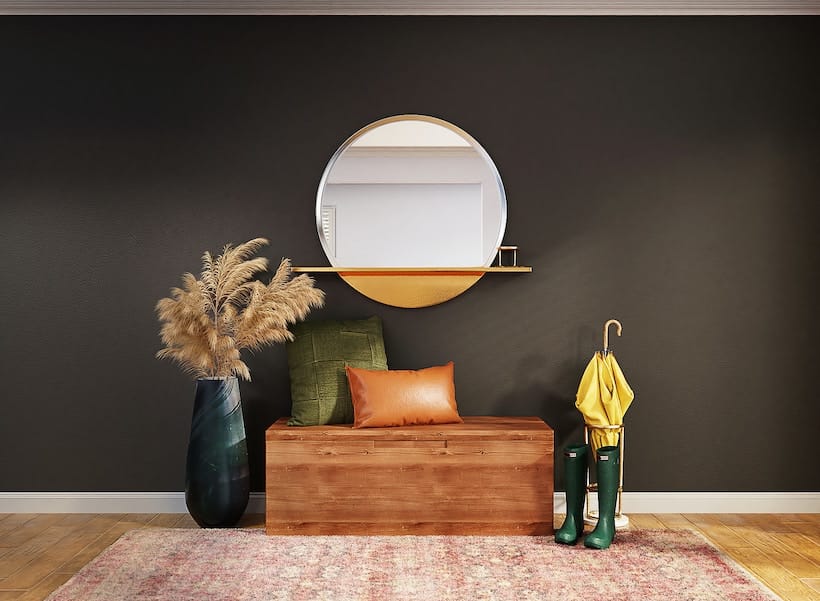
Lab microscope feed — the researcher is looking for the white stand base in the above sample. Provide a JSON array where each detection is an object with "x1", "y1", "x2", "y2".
[{"x1": 584, "y1": 510, "x2": 630, "y2": 530}]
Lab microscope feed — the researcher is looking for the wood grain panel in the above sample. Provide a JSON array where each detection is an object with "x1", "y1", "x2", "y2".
[{"x1": 266, "y1": 416, "x2": 553, "y2": 535}]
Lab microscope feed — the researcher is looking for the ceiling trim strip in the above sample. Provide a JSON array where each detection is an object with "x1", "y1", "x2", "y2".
[{"x1": 1, "y1": 1, "x2": 819, "y2": 15}]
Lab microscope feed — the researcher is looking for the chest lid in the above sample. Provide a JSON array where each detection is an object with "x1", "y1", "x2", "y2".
[{"x1": 266, "y1": 416, "x2": 551, "y2": 442}]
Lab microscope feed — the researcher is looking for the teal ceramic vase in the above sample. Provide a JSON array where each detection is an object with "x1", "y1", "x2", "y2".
[{"x1": 185, "y1": 377, "x2": 249, "y2": 528}]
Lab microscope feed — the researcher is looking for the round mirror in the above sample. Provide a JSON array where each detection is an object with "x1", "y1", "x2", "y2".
[{"x1": 316, "y1": 114, "x2": 508, "y2": 307}]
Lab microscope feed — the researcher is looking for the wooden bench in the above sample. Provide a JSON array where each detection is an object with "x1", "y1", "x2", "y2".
[{"x1": 265, "y1": 416, "x2": 553, "y2": 535}]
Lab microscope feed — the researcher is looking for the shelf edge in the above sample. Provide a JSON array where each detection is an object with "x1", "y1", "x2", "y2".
[{"x1": 292, "y1": 266, "x2": 532, "y2": 274}]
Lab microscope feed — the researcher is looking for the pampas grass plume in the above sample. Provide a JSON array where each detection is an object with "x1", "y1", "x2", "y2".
[{"x1": 156, "y1": 237, "x2": 325, "y2": 380}]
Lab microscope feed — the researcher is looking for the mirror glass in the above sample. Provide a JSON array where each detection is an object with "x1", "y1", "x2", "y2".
[{"x1": 316, "y1": 115, "x2": 507, "y2": 269}]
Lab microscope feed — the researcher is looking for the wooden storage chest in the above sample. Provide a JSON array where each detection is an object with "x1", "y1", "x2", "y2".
[{"x1": 265, "y1": 416, "x2": 553, "y2": 535}]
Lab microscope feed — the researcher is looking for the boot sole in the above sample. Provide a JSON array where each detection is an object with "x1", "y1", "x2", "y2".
[{"x1": 554, "y1": 537, "x2": 581, "y2": 545}]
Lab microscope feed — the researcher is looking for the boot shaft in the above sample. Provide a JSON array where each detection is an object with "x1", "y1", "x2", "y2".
[
  {"x1": 563, "y1": 443, "x2": 589, "y2": 491},
  {"x1": 593, "y1": 445, "x2": 620, "y2": 491}
]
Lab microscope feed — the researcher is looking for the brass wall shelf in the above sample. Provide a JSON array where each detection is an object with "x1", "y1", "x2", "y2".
[
  {"x1": 291, "y1": 266, "x2": 532, "y2": 308},
  {"x1": 292, "y1": 266, "x2": 532, "y2": 273}
]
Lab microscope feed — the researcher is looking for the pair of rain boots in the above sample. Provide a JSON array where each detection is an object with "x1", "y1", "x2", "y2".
[{"x1": 554, "y1": 443, "x2": 620, "y2": 549}]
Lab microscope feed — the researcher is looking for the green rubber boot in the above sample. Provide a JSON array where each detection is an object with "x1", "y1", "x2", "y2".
[
  {"x1": 554, "y1": 444, "x2": 589, "y2": 545},
  {"x1": 584, "y1": 445, "x2": 620, "y2": 549}
]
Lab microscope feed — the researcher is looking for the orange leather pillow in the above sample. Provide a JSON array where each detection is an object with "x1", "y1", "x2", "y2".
[{"x1": 346, "y1": 362, "x2": 463, "y2": 429}]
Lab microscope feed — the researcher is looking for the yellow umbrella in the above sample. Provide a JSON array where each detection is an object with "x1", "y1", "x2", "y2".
[{"x1": 575, "y1": 321, "x2": 634, "y2": 453}]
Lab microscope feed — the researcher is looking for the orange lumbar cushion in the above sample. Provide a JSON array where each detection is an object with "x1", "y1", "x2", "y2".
[{"x1": 346, "y1": 362, "x2": 463, "y2": 429}]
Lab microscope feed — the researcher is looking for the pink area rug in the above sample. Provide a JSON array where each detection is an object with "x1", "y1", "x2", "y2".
[{"x1": 46, "y1": 528, "x2": 780, "y2": 601}]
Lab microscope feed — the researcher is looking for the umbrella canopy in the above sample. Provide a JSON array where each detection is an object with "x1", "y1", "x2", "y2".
[{"x1": 575, "y1": 350, "x2": 634, "y2": 453}]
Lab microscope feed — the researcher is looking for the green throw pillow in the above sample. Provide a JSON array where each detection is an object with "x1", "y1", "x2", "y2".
[{"x1": 286, "y1": 316, "x2": 388, "y2": 426}]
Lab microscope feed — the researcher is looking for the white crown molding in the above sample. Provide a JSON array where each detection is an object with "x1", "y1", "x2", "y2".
[
  {"x1": 1, "y1": 491, "x2": 817, "y2": 513},
  {"x1": 0, "y1": 1, "x2": 818, "y2": 15}
]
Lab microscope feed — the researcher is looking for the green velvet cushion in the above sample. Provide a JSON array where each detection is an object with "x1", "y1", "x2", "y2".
[{"x1": 286, "y1": 316, "x2": 388, "y2": 426}]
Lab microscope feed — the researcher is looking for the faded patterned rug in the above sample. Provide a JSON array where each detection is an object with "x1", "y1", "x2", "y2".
[{"x1": 46, "y1": 529, "x2": 780, "y2": 601}]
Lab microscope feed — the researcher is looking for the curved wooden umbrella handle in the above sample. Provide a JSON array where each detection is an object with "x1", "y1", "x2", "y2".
[{"x1": 603, "y1": 319, "x2": 622, "y2": 352}]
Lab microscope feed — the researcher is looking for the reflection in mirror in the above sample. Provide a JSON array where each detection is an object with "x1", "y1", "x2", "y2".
[{"x1": 316, "y1": 115, "x2": 507, "y2": 269}]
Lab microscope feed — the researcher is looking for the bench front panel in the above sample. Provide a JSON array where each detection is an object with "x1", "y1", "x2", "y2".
[{"x1": 265, "y1": 416, "x2": 554, "y2": 535}]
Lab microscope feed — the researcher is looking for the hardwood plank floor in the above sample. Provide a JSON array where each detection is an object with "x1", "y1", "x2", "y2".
[{"x1": 0, "y1": 513, "x2": 817, "y2": 600}]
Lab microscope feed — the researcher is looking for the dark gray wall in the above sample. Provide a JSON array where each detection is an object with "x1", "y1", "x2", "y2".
[{"x1": 1, "y1": 17, "x2": 818, "y2": 494}]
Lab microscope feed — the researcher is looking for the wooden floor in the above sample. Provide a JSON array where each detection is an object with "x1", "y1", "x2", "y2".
[{"x1": 0, "y1": 513, "x2": 818, "y2": 600}]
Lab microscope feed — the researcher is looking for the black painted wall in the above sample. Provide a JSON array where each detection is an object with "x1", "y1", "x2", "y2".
[{"x1": 1, "y1": 17, "x2": 818, "y2": 494}]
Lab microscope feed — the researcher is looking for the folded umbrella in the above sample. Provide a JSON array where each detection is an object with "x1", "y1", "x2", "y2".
[{"x1": 575, "y1": 350, "x2": 634, "y2": 454}]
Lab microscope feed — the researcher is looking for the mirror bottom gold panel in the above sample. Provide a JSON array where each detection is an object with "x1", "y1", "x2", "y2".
[{"x1": 340, "y1": 272, "x2": 484, "y2": 308}]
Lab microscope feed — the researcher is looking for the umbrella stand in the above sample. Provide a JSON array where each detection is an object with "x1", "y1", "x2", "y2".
[{"x1": 583, "y1": 423, "x2": 629, "y2": 529}]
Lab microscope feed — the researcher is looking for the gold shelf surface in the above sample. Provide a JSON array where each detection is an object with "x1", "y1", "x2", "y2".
[{"x1": 292, "y1": 266, "x2": 532, "y2": 274}]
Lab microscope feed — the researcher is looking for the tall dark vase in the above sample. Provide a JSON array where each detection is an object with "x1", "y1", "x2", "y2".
[{"x1": 185, "y1": 377, "x2": 250, "y2": 528}]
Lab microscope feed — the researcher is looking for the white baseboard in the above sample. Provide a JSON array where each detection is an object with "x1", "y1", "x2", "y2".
[
  {"x1": 1, "y1": 491, "x2": 817, "y2": 514},
  {"x1": 0, "y1": 492, "x2": 266, "y2": 514},
  {"x1": 553, "y1": 491, "x2": 820, "y2": 514}
]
